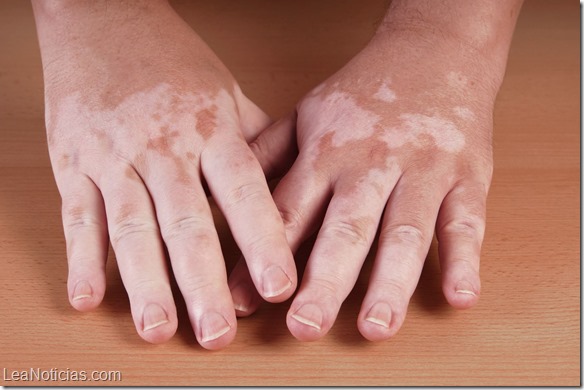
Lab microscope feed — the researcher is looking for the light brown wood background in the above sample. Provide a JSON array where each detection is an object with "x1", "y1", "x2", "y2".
[{"x1": 0, "y1": 0, "x2": 579, "y2": 386}]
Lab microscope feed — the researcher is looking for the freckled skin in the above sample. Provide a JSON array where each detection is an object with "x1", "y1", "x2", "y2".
[
  {"x1": 67, "y1": 206, "x2": 85, "y2": 220},
  {"x1": 114, "y1": 202, "x2": 139, "y2": 226},
  {"x1": 195, "y1": 105, "x2": 218, "y2": 141},
  {"x1": 58, "y1": 154, "x2": 70, "y2": 170},
  {"x1": 146, "y1": 126, "x2": 179, "y2": 157},
  {"x1": 313, "y1": 128, "x2": 394, "y2": 195},
  {"x1": 125, "y1": 165, "x2": 142, "y2": 183}
]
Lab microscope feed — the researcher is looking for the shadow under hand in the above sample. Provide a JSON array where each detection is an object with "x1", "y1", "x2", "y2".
[{"x1": 410, "y1": 239, "x2": 450, "y2": 315}]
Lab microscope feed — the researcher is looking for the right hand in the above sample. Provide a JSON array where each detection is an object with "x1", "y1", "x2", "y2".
[{"x1": 33, "y1": 0, "x2": 297, "y2": 349}]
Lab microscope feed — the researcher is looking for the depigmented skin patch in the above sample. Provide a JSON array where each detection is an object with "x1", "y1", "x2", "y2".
[
  {"x1": 314, "y1": 128, "x2": 394, "y2": 198},
  {"x1": 295, "y1": 53, "x2": 493, "y2": 217},
  {"x1": 373, "y1": 82, "x2": 397, "y2": 103},
  {"x1": 47, "y1": 83, "x2": 235, "y2": 187}
]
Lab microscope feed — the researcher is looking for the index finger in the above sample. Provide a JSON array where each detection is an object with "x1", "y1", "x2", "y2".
[{"x1": 202, "y1": 138, "x2": 297, "y2": 302}]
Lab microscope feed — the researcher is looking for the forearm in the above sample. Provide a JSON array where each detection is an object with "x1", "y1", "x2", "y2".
[
  {"x1": 373, "y1": 0, "x2": 523, "y2": 92},
  {"x1": 31, "y1": 0, "x2": 168, "y2": 23},
  {"x1": 30, "y1": 0, "x2": 217, "y2": 100},
  {"x1": 31, "y1": 0, "x2": 171, "y2": 51}
]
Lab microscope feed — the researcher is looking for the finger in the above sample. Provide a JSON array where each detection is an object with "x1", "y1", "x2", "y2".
[
  {"x1": 228, "y1": 259, "x2": 264, "y2": 317},
  {"x1": 249, "y1": 111, "x2": 298, "y2": 180},
  {"x1": 203, "y1": 138, "x2": 298, "y2": 303},
  {"x1": 60, "y1": 174, "x2": 108, "y2": 312},
  {"x1": 287, "y1": 175, "x2": 393, "y2": 341},
  {"x1": 357, "y1": 175, "x2": 446, "y2": 342},
  {"x1": 235, "y1": 88, "x2": 272, "y2": 142},
  {"x1": 143, "y1": 155, "x2": 237, "y2": 350},
  {"x1": 436, "y1": 182, "x2": 488, "y2": 309},
  {"x1": 228, "y1": 156, "x2": 332, "y2": 315},
  {"x1": 97, "y1": 165, "x2": 177, "y2": 344}
]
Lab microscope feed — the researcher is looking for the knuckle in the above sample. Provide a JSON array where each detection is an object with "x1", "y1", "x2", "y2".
[
  {"x1": 278, "y1": 205, "x2": 302, "y2": 231},
  {"x1": 63, "y1": 214, "x2": 102, "y2": 233},
  {"x1": 244, "y1": 232, "x2": 281, "y2": 259},
  {"x1": 448, "y1": 257, "x2": 480, "y2": 274},
  {"x1": 248, "y1": 138, "x2": 263, "y2": 158},
  {"x1": 110, "y1": 216, "x2": 158, "y2": 245},
  {"x1": 440, "y1": 217, "x2": 485, "y2": 240},
  {"x1": 224, "y1": 182, "x2": 267, "y2": 210},
  {"x1": 62, "y1": 206, "x2": 102, "y2": 234},
  {"x1": 307, "y1": 276, "x2": 343, "y2": 307},
  {"x1": 161, "y1": 215, "x2": 216, "y2": 244},
  {"x1": 178, "y1": 277, "x2": 216, "y2": 300},
  {"x1": 370, "y1": 278, "x2": 410, "y2": 309},
  {"x1": 249, "y1": 139, "x2": 274, "y2": 177},
  {"x1": 320, "y1": 219, "x2": 371, "y2": 247},
  {"x1": 382, "y1": 223, "x2": 426, "y2": 246},
  {"x1": 129, "y1": 279, "x2": 168, "y2": 302}
]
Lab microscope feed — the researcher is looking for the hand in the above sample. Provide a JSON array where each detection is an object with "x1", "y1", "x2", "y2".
[
  {"x1": 33, "y1": 0, "x2": 297, "y2": 349},
  {"x1": 231, "y1": 2, "x2": 519, "y2": 341}
]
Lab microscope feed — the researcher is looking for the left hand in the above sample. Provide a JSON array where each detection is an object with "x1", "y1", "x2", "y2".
[{"x1": 232, "y1": 22, "x2": 506, "y2": 341}]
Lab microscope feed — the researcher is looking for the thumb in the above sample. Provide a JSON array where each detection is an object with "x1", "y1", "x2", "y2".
[{"x1": 249, "y1": 111, "x2": 298, "y2": 181}]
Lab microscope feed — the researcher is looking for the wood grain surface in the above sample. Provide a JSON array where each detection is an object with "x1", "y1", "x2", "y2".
[{"x1": 0, "y1": 0, "x2": 580, "y2": 386}]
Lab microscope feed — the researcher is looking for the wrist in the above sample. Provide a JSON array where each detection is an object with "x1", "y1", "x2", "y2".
[
  {"x1": 371, "y1": 0, "x2": 522, "y2": 93},
  {"x1": 31, "y1": 0, "x2": 169, "y2": 20},
  {"x1": 31, "y1": 0, "x2": 170, "y2": 38}
]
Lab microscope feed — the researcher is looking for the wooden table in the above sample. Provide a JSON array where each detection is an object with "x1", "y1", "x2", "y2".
[{"x1": 0, "y1": 0, "x2": 579, "y2": 386}]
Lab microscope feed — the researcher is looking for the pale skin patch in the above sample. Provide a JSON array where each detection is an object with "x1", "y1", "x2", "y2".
[
  {"x1": 47, "y1": 83, "x2": 236, "y2": 185},
  {"x1": 312, "y1": 127, "x2": 395, "y2": 197},
  {"x1": 303, "y1": 85, "x2": 469, "y2": 205},
  {"x1": 301, "y1": 80, "x2": 467, "y2": 156},
  {"x1": 299, "y1": 91, "x2": 381, "y2": 148},
  {"x1": 387, "y1": 113, "x2": 465, "y2": 153},
  {"x1": 453, "y1": 106, "x2": 476, "y2": 121},
  {"x1": 373, "y1": 82, "x2": 397, "y2": 103}
]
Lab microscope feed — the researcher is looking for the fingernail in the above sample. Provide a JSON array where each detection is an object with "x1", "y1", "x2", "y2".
[
  {"x1": 455, "y1": 281, "x2": 477, "y2": 297},
  {"x1": 291, "y1": 303, "x2": 322, "y2": 331},
  {"x1": 72, "y1": 280, "x2": 93, "y2": 301},
  {"x1": 142, "y1": 303, "x2": 169, "y2": 332},
  {"x1": 201, "y1": 312, "x2": 231, "y2": 343},
  {"x1": 231, "y1": 283, "x2": 252, "y2": 313},
  {"x1": 262, "y1": 265, "x2": 292, "y2": 298},
  {"x1": 365, "y1": 302, "x2": 392, "y2": 329}
]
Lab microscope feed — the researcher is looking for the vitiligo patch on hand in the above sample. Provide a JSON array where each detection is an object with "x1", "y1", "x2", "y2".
[
  {"x1": 453, "y1": 106, "x2": 476, "y2": 121},
  {"x1": 47, "y1": 83, "x2": 235, "y2": 181},
  {"x1": 386, "y1": 113, "x2": 465, "y2": 153},
  {"x1": 299, "y1": 91, "x2": 382, "y2": 147},
  {"x1": 373, "y1": 82, "x2": 397, "y2": 103},
  {"x1": 302, "y1": 89, "x2": 465, "y2": 154}
]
